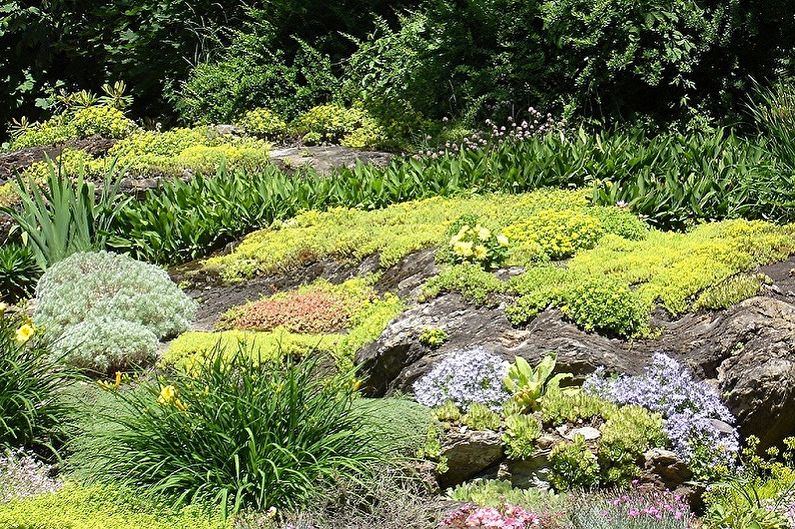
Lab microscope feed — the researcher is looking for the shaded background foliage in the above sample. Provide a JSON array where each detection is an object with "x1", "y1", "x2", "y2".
[{"x1": 2, "y1": 0, "x2": 795, "y2": 139}]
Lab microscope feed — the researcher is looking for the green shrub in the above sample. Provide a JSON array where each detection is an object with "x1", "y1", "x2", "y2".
[
  {"x1": 78, "y1": 346, "x2": 382, "y2": 514},
  {"x1": 539, "y1": 0, "x2": 726, "y2": 119},
  {"x1": 34, "y1": 251, "x2": 196, "y2": 372},
  {"x1": 294, "y1": 104, "x2": 383, "y2": 148},
  {"x1": 0, "y1": 310, "x2": 75, "y2": 456},
  {"x1": 70, "y1": 105, "x2": 137, "y2": 139},
  {"x1": 238, "y1": 108, "x2": 289, "y2": 140},
  {"x1": 502, "y1": 414, "x2": 542, "y2": 459},
  {"x1": 0, "y1": 244, "x2": 41, "y2": 303},
  {"x1": 174, "y1": 41, "x2": 339, "y2": 124},
  {"x1": 548, "y1": 434, "x2": 600, "y2": 491},
  {"x1": 0, "y1": 483, "x2": 230, "y2": 529}
]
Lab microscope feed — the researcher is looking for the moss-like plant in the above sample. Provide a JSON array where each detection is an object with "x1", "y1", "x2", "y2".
[
  {"x1": 0, "y1": 484, "x2": 229, "y2": 529},
  {"x1": 692, "y1": 273, "x2": 769, "y2": 311},
  {"x1": 548, "y1": 435, "x2": 601, "y2": 491},
  {"x1": 164, "y1": 280, "x2": 402, "y2": 371},
  {"x1": 461, "y1": 403, "x2": 502, "y2": 431},
  {"x1": 418, "y1": 326, "x2": 449, "y2": 348},
  {"x1": 541, "y1": 390, "x2": 617, "y2": 426},
  {"x1": 502, "y1": 414, "x2": 542, "y2": 459}
]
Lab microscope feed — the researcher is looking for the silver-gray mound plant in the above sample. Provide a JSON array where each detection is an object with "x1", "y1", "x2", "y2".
[{"x1": 34, "y1": 251, "x2": 196, "y2": 372}]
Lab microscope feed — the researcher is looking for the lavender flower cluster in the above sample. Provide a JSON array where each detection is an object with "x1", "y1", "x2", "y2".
[
  {"x1": 583, "y1": 353, "x2": 739, "y2": 466},
  {"x1": 0, "y1": 449, "x2": 62, "y2": 503},
  {"x1": 418, "y1": 108, "x2": 560, "y2": 158},
  {"x1": 414, "y1": 347, "x2": 510, "y2": 411}
]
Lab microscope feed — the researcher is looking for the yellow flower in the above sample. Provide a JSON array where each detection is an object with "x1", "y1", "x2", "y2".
[
  {"x1": 476, "y1": 226, "x2": 491, "y2": 241},
  {"x1": 453, "y1": 241, "x2": 474, "y2": 257},
  {"x1": 159, "y1": 384, "x2": 188, "y2": 411},
  {"x1": 15, "y1": 324, "x2": 34, "y2": 343},
  {"x1": 497, "y1": 234, "x2": 509, "y2": 247},
  {"x1": 114, "y1": 371, "x2": 122, "y2": 389},
  {"x1": 158, "y1": 385, "x2": 178, "y2": 405},
  {"x1": 0, "y1": 302, "x2": 7, "y2": 315},
  {"x1": 173, "y1": 398, "x2": 188, "y2": 412},
  {"x1": 474, "y1": 245, "x2": 488, "y2": 261},
  {"x1": 449, "y1": 233, "x2": 462, "y2": 245}
]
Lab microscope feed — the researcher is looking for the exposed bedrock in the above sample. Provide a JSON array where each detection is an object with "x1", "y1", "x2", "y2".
[{"x1": 357, "y1": 292, "x2": 795, "y2": 447}]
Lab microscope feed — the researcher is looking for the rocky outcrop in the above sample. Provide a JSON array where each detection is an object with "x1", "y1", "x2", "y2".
[
  {"x1": 436, "y1": 428, "x2": 693, "y2": 495},
  {"x1": 357, "y1": 290, "x2": 795, "y2": 447},
  {"x1": 439, "y1": 429, "x2": 504, "y2": 488},
  {"x1": 0, "y1": 136, "x2": 117, "y2": 184},
  {"x1": 269, "y1": 146, "x2": 394, "y2": 176}
]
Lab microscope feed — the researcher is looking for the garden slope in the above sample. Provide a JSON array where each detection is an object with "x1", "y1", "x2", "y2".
[{"x1": 179, "y1": 189, "x2": 795, "y2": 447}]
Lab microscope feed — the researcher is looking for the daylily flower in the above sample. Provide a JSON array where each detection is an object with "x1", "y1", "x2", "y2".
[{"x1": 15, "y1": 324, "x2": 34, "y2": 344}]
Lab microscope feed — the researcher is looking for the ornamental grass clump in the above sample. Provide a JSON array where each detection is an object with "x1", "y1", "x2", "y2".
[
  {"x1": 584, "y1": 353, "x2": 739, "y2": 473},
  {"x1": 0, "y1": 309, "x2": 75, "y2": 456},
  {"x1": 414, "y1": 347, "x2": 510, "y2": 411},
  {"x1": 77, "y1": 344, "x2": 381, "y2": 514}
]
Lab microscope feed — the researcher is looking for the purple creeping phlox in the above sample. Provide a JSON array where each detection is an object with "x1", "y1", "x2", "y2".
[
  {"x1": 0, "y1": 449, "x2": 62, "y2": 502},
  {"x1": 583, "y1": 353, "x2": 739, "y2": 466},
  {"x1": 441, "y1": 504, "x2": 542, "y2": 529},
  {"x1": 413, "y1": 347, "x2": 510, "y2": 412}
]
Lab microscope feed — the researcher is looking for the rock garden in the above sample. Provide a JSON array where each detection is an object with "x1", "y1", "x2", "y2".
[{"x1": 6, "y1": 3, "x2": 795, "y2": 528}]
